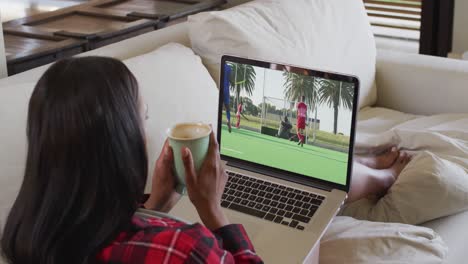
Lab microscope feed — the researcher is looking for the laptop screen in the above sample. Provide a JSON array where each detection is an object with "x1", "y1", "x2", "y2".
[{"x1": 219, "y1": 56, "x2": 358, "y2": 187}]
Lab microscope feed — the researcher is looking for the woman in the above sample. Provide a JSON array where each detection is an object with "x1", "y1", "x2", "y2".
[{"x1": 0, "y1": 57, "x2": 263, "y2": 264}]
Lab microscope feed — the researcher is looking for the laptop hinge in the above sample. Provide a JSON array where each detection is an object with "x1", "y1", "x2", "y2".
[{"x1": 226, "y1": 161, "x2": 334, "y2": 192}]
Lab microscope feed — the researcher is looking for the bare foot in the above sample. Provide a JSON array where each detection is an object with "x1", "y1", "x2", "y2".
[
  {"x1": 355, "y1": 146, "x2": 399, "y2": 169},
  {"x1": 384, "y1": 152, "x2": 412, "y2": 180},
  {"x1": 347, "y1": 153, "x2": 413, "y2": 203},
  {"x1": 374, "y1": 152, "x2": 412, "y2": 196}
]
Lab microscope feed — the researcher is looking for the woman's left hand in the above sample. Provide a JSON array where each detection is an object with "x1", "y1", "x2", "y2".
[{"x1": 144, "y1": 140, "x2": 181, "y2": 212}]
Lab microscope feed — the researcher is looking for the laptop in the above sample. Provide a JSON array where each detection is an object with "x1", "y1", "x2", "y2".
[{"x1": 170, "y1": 55, "x2": 360, "y2": 263}]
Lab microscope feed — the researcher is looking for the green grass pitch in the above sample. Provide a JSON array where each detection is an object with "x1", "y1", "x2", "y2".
[{"x1": 220, "y1": 125, "x2": 348, "y2": 185}]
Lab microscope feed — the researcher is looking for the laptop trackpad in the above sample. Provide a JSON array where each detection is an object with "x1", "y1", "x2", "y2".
[{"x1": 224, "y1": 209, "x2": 264, "y2": 238}]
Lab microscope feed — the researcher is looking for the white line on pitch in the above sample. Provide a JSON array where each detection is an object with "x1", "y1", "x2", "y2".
[{"x1": 222, "y1": 147, "x2": 243, "y2": 154}]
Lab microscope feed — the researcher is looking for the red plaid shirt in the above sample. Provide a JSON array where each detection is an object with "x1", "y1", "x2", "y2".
[{"x1": 97, "y1": 214, "x2": 263, "y2": 263}]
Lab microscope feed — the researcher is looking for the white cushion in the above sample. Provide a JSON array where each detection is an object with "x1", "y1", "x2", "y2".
[
  {"x1": 188, "y1": 0, "x2": 377, "y2": 109},
  {"x1": 321, "y1": 216, "x2": 448, "y2": 264},
  {"x1": 375, "y1": 49, "x2": 468, "y2": 115},
  {"x1": 122, "y1": 43, "x2": 219, "y2": 191},
  {"x1": 0, "y1": 83, "x2": 35, "y2": 228}
]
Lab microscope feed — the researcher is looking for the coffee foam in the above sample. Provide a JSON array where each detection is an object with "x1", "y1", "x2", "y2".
[{"x1": 169, "y1": 123, "x2": 211, "y2": 140}]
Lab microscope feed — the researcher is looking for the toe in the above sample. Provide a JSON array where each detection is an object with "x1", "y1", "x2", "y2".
[
  {"x1": 398, "y1": 153, "x2": 406, "y2": 163},
  {"x1": 384, "y1": 146, "x2": 400, "y2": 165},
  {"x1": 405, "y1": 154, "x2": 412, "y2": 164},
  {"x1": 391, "y1": 148, "x2": 400, "y2": 160},
  {"x1": 407, "y1": 153, "x2": 414, "y2": 161}
]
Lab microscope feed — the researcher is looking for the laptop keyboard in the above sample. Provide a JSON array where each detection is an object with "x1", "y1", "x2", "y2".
[{"x1": 221, "y1": 171, "x2": 325, "y2": 231}]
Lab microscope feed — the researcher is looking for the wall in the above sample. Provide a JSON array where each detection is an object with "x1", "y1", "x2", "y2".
[{"x1": 452, "y1": 0, "x2": 468, "y2": 55}]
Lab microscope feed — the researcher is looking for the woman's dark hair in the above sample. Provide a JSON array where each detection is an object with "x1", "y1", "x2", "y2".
[{"x1": 1, "y1": 57, "x2": 148, "y2": 264}]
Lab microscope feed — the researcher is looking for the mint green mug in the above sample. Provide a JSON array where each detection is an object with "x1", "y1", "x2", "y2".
[{"x1": 167, "y1": 123, "x2": 211, "y2": 195}]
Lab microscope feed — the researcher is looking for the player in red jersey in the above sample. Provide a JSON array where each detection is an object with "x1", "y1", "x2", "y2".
[
  {"x1": 236, "y1": 100, "x2": 243, "y2": 129},
  {"x1": 296, "y1": 96, "x2": 307, "y2": 147}
]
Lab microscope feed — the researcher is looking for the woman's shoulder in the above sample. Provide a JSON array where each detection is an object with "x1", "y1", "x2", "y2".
[{"x1": 97, "y1": 215, "x2": 218, "y2": 263}]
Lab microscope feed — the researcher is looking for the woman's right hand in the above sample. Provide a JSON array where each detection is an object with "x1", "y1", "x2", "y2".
[{"x1": 182, "y1": 130, "x2": 229, "y2": 230}]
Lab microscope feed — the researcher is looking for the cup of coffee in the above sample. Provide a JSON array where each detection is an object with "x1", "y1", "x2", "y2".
[{"x1": 167, "y1": 123, "x2": 212, "y2": 194}]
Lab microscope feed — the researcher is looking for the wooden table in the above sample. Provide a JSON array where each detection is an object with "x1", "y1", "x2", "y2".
[
  {"x1": 4, "y1": 30, "x2": 87, "y2": 74},
  {"x1": 3, "y1": 0, "x2": 226, "y2": 75},
  {"x1": 0, "y1": 0, "x2": 86, "y2": 23}
]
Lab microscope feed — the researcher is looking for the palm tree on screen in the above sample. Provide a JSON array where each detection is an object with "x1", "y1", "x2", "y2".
[
  {"x1": 228, "y1": 63, "x2": 256, "y2": 108},
  {"x1": 318, "y1": 79, "x2": 353, "y2": 134}
]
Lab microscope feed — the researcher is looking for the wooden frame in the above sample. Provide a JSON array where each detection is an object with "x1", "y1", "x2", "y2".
[
  {"x1": 419, "y1": 0, "x2": 455, "y2": 57},
  {"x1": 363, "y1": 0, "x2": 455, "y2": 57}
]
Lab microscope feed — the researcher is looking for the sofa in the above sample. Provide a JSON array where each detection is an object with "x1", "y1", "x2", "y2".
[{"x1": 1, "y1": 0, "x2": 467, "y2": 263}]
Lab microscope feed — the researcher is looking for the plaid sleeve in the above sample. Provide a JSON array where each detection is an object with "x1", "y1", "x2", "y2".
[
  {"x1": 212, "y1": 224, "x2": 263, "y2": 263},
  {"x1": 181, "y1": 224, "x2": 263, "y2": 264}
]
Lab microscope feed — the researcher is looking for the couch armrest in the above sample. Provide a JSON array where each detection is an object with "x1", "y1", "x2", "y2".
[{"x1": 375, "y1": 49, "x2": 468, "y2": 115}]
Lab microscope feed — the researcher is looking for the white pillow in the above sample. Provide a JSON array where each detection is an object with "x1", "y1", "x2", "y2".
[
  {"x1": 321, "y1": 216, "x2": 448, "y2": 264},
  {"x1": 188, "y1": 0, "x2": 377, "y2": 109},
  {"x1": 342, "y1": 151, "x2": 468, "y2": 225},
  {"x1": 0, "y1": 83, "x2": 35, "y2": 228},
  {"x1": 123, "y1": 43, "x2": 219, "y2": 191}
]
